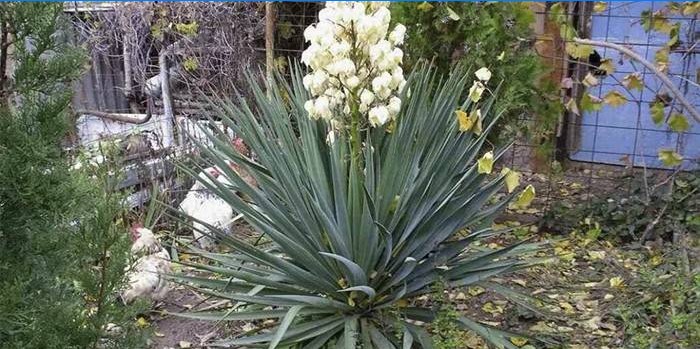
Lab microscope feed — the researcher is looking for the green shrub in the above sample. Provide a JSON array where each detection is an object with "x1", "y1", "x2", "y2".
[
  {"x1": 543, "y1": 172, "x2": 699, "y2": 242},
  {"x1": 390, "y1": 2, "x2": 562, "y2": 149},
  {"x1": 616, "y1": 254, "x2": 699, "y2": 348},
  {"x1": 174, "y1": 62, "x2": 540, "y2": 348},
  {"x1": 0, "y1": 4, "x2": 145, "y2": 348}
]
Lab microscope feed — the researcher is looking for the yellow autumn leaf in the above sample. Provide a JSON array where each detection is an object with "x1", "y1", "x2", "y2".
[
  {"x1": 566, "y1": 42, "x2": 594, "y2": 59},
  {"x1": 599, "y1": 59, "x2": 615, "y2": 75},
  {"x1": 622, "y1": 73, "x2": 644, "y2": 91},
  {"x1": 581, "y1": 93, "x2": 603, "y2": 112},
  {"x1": 593, "y1": 2, "x2": 607, "y2": 13},
  {"x1": 668, "y1": 113, "x2": 690, "y2": 132},
  {"x1": 510, "y1": 337, "x2": 529, "y2": 347},
  {"x1": 603, "y1": 90, "x2": 627, "y2": 107},
  {"x1": 609, "y1": 276, "x2": 624, "y2": 288},
  {"x1": 456, "y1": 109, "x2": 470, "y2": 132},
  {"x1": 682, "y1": 2, "x2": 700, "y2": 16},
  {"x1": 471, "y1": 109, "x2": 483, "y2": 136},
  {"x1": 565, "y1": 97, "x2": 580, "y2": 116},
  {"x1": 136, "y1": 317, "x2": 150, "y2": 328},
  {"x1": 582, "y1": 72, "x2": 599, "y2": 87},
  {"x1": 497, "y1": 51, "x2": 506, "y2": 61},
  {"x1": 501, "y1": 167, "x2": 521, "y2": 193},
  {"x1": 468, "y1": 286, "x2": 485, "y2": 296},
  {"x1": 655, "y1": 48, "x2": 669, "y2": 72},
  {"x1": 658, "y1": 149, "x2": 683, "y2": 167},
  {"x1": 417, "y1": 1, "x2": 433, "y2": 11},
  {"x1": 650, "y1": 101, "x2": 665, "y2": 125},
  {"x1": 445, "y1": 6, "x2": 460, "y2": 20},
  {"x1": 482, "y1": 301, "x2": 504, "y2": 315},
  {"x1": 512, "y1": 185, "x2": 536, "y2": 210},
  {"x1": 477, "y1": 151, "x2": 494, "y2": 174}
]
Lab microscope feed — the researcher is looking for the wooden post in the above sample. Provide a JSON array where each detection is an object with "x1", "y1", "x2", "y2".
[
  {"x1": 159, "y1": 47, "x2": 175, "y2": 147},
  {"x1": 265, "y1": 2, "x2": 276, "y2": 96}
]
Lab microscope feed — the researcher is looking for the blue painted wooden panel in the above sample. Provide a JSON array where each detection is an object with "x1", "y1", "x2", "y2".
[{"x1": 569, "y1": 1, "x2": 699, "y2": 169}]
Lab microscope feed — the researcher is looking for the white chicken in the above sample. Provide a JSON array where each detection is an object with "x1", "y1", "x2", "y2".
[
  {"x1": 179, "y1": 166, "x2": 235, "y2": 250},
  {"x1": 179, "y1": 137, "x2": 257, "y2": 250},
  {"x1": 120, "y1": 225, "x2": 171, "y2": 304}
]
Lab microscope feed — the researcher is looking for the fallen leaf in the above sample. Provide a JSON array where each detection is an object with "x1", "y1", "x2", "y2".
[
  {"x1": 482, "y1": 302, "x2": 504, "y2": 315},
  {"x1": 468, "y1": 286, "x2": 485, "y2": 296},
  {"x1": 135, "y1": 317, "x2": 149, "y2": 328},
  {"x1": 609, "y1": 276, "x2": 624, "y2": 289},
  {"x1": 510, "y1": 337, "x2": 529, "y2": 346},
  {"x1": 417, "y1": 1, "x2": 433, "y2": 11},
  {"x1": 179, "y1": 341, "x2": 192, "y2": 348},
  {"x1": 587, "y1": 250, "x2": 606, "y2": 260},
  {"x1": 445, "y1": 5, "x2": 460, "y2": 20}
]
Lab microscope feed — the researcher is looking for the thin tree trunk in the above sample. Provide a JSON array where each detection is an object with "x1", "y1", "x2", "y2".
[{"x1": 265, "y1": 2, "x2": 275, "y2": 97}]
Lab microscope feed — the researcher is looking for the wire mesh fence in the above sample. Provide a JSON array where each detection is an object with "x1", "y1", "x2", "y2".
[{"x1": 68, "y1": 1, "x2": 698, "y2": 235}]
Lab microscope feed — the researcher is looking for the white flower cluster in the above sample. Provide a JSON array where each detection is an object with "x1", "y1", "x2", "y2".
[{"x1": 301, "y1": 1, "x2": 406, "y2": 127}]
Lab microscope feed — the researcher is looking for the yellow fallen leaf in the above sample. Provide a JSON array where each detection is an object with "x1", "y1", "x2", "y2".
[
  {"x1": 609, "y1": 276, "x2": 624, "y2": 288},
  {"x1": 135, "y1": 317, "x2": 149, "y2": 328},
  {"x1": 179, "y1": 341, "x2": 192, "y2": 348},
  {"x1": 482, "y1": 301, "x2": 504, "y2": 315},
  {"x1": 468, "y1": 286, "x2": 485, "y2": 296},
  {"x1": 417, "y1": 1, "x2": 434, "y2": 11},
  {"x1": 510, "y1": 336, "x2": 529, "y2": 346},
  {"x1": 154, "y1": 332, "x2": 165, "y2": 337},
  {"x1": 587, "y1": 250, "x2": 606, "y2": 260},
  {"x1": 477, "y1": 151, "x2": 494, "y2": 174},
  {"x1": 559, "y1": 301, "x2": 575, "y2": 315},
  {"x1": 650, "y1": 255, "x2": 663, "y2": 267}
]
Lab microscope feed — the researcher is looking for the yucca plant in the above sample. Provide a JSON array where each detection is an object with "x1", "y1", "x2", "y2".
[{"x1": 173, "y1": 3, "x2": 539, "y2": 348}]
